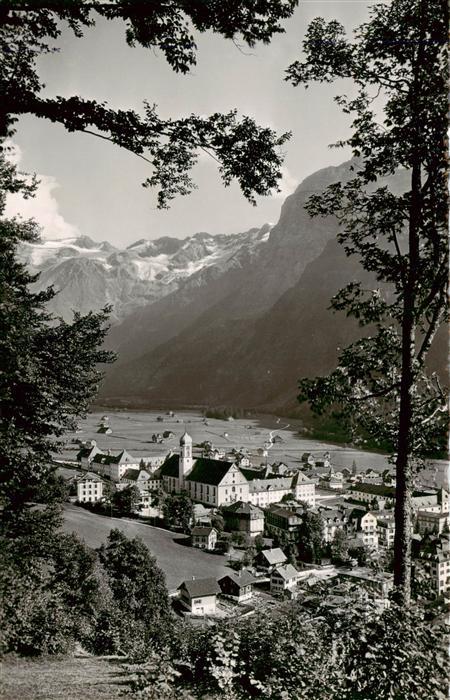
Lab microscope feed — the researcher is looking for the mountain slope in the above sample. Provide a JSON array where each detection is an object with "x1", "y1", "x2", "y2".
[
  {"x1": 102, "y1": 160, "x2": 362, "y2": 368},
  {"x1": 99, "y1": 161, "x2": 444, "y2": 411},
  {"x1": 19, "y1": 229, "x2": 270, "y2": 322}
]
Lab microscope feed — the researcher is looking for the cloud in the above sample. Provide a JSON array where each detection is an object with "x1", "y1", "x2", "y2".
[
  {"x1": 272, "y1": 166, "x2": 299, "y2": 199},
  {"x1": 4, "y1": 142, "x2": 80, "y2": 240}
]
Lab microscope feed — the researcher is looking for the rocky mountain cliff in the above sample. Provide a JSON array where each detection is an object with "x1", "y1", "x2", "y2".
[
  {"x1": 20, "y1": 227, "x2": 270, "y2": 322},
  {"x1": 23, "y1": 159, "x2": 443, "y2": 412}
]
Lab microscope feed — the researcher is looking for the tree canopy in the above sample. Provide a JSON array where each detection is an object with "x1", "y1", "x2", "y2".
[
  {"x1": 288, "y1": 0, "x2": 448, "y2": 602},
  {"x1": 1, "y1": 1, "x2": 297, "y2": 207},
  {"x1": 0, "y1": 151, "x2": 115, "y2": 523}
]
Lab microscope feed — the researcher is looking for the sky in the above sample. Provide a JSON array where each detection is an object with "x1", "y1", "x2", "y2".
[{"x1": 6, "y1": 1, "x2": 374, "y2": 248}]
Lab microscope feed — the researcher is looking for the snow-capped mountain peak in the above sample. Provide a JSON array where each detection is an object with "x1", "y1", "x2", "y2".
[{"x1": 19, "y1": 226, "x2": 270, "y2": 322}]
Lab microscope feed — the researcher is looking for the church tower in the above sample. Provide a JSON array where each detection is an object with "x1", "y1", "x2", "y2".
[{"x1": 179, "y1": 431, "x2": 193, "y2": 485}]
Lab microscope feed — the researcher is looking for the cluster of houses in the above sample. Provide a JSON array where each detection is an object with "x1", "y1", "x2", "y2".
[
  {"x1": 175, "y1": 545, "x2": 394, "y2": 618},
  {"x1": 70, "y1": 430, "x2": 449, "y2": 599}
]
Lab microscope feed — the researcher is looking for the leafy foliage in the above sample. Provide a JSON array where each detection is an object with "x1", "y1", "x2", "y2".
[
  {"x1": 297, "y1": 509, "x2": 324, "y2": 563},
  {"x1": 112, "y1": 484, "x2": 141, "y2": 515},
  {"x1": 329, "y1": 528, "x2": 349, "y2": 565},
  {"x1": 125, "y1": 597, "x2": 448, "y2": 700},
  {"x1": 162, "y1": 492, "x2": 193, "y2": 532},
  {"x1": 0, "y1": 529, "x2": 99, "y2": 655},
  {"x1": 287, "y1": 0, "x2": 448, "y2": 601},
  {"x1": 98, "y1": 529, "x2": 173, "y2": 652},
  {"x1": 0, "y1": 150, "x2": 115, "y2": 521},
  {"x1": 0, "y1": 3, "x2": 295, "y2": 208}
]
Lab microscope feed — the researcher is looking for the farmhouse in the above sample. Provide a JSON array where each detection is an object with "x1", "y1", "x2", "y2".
[
  {"x1": 222, "y1": 501, "x2": 265, "y2": 537},
  {"x1": 270, "y1": 564, "x2": 300, "y2": 596},
  {"x1": 254, "y1": 547, "x2": 287, "y2": 572},
  {"x1": 191, "y1": 526, "x2": 218, "y2": 550}
]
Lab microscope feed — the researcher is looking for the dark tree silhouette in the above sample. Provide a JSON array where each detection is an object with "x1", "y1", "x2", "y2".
[
  {"x1": 288, "y1": 0, "x2": 448, "y2": 604},
  {"x1": 0, "y1": 2, "x2": 297, "y2": 207}
]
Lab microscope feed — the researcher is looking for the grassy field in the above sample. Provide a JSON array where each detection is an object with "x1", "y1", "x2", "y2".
[
  {"x1": 0, "y1": 655, "x2": 127, "y2": 699},
  {"x1": 59, "y1": 408, "x2": 394, "y2": 470},
  {"x1": 62, "y1": 504, "x2": 230, "y2": 590},
  {"x1": 57, "y1": 409, "x2": 446, "y2": 487}
]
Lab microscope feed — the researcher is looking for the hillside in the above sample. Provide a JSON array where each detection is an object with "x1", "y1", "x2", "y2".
[
  {"x1": 99, "y1": 162, "x2": 426, "y2": 411},
  {"x1": 20, "y1": 228, "x2": 270, "y2": 322},
  {"x1": 21, "y1": 159, "x2": 445, "y2": 413}
]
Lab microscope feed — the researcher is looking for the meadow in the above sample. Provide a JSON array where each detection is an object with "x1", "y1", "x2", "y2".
[{"x1": 57, "y1": 408, "x2": 446, "y2": 488}]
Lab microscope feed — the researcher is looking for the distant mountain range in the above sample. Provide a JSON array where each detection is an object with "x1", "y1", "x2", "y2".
[
  {"x1": 22, "y1": 160, "x2": 445, "y2": 413},
  {"x1": 19, "y1": 227, "x2": 271, "y2": 322}
]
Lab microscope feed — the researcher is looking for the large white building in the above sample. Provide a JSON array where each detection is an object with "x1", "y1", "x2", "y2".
[
  {"x1": 75, "y1": 471, "x2": 104, "y2": 503},
  {"x1": 91, "y1": 449, "x2": 141, "y2": 481},
  {"x1": 160, "y1": 433, "x2": 315, "y2": 508},
  {"x1": 161, "y1": 433, "x2": 250, "y2": 507}
]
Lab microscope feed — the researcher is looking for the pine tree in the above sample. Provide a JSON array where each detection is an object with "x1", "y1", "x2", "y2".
[{"x1": 0, "y1": 151, "x2": 115, "y2": 536}]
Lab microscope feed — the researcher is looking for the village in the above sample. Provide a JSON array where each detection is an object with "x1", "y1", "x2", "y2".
[{"x1": 58, "y1": 413, "x2": 450, "y2": 621}]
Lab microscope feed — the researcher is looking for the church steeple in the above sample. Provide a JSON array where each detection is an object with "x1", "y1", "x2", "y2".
[{"x1": 179, "y1": 431, "x2": 193, "y2": 484}]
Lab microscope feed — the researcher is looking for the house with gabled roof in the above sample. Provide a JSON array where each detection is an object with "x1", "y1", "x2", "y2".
[
  {"x1": 218, "y1": 570, "x2": 256, "y2": 602},
  {"x1": 254, "y1": 547, "x2": 287, "y2": 572},
  {"x1": 76, "y1": 440, "x2": 101, "y2": 468},
  {"x1": 222, "y1": 501, "x2": 264, "y2": 537},
  {"x1": 191, "y1": 526, "x2": 218, "y2": 550},
  {"x1": 178, "y1": 577, "x2": 221, "y2": 615},
  {"x1": 270, "y1": 564, "x2": 300, "y2": 596}
]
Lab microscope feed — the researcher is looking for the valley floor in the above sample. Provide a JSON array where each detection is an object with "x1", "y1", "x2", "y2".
[{"x1": 0, "y1": 655, "x2": 126, "y2": 699}]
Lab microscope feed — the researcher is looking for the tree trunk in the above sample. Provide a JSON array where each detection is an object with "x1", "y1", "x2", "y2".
[
  {"x1": 392, "y1": 0, "x2": 426, "y2": 607},
  {"x1": 393, "y1": 156, "x2": 421, "y2": 606},
  {"x1": 393, "y1": 320, "x2": 415, "y2": 604}
]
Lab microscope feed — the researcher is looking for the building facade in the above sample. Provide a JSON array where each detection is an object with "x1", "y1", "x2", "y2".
[
  {"x1": 191, "y1": 526, "x2": 218, "y2": 550},
  {"x1": 76, "y1": 471, "x2": 104, "y2": 503},
  {"x1": 160, "y1": 433, "x2": 315, "y2": 509},
  {"x1": 222, "y1": 501, "x2": 265, "y2": 537},
  {"x1": 178, "y1": 578, "x2": 220, "y2": 615}
]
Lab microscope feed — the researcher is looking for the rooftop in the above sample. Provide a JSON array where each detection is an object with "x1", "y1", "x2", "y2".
[
  {"x1": 219, "y1": 570, "x2": 256, "y2": 588},
  {"x1": 191, "y1": 526, "x2": 216, "y2": 536},
  {"x1": 222, "y1": 501, "x2": 264, "y2": 516},
  {"x1": 259, "y1": 548, "x2": 287, "y2": 566},
  {"x1": 186, "y1": 458, "x2": 237, "y2": 486},
  {"x1": 178, "y1": 577, "x2": 221, "y2": 598},
  {"x1": 272, "y1": 564, "x2": 299, "y2": 581},
  {"x1": 121, "y1": 468, "x2": 150, "y2": 481}
]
